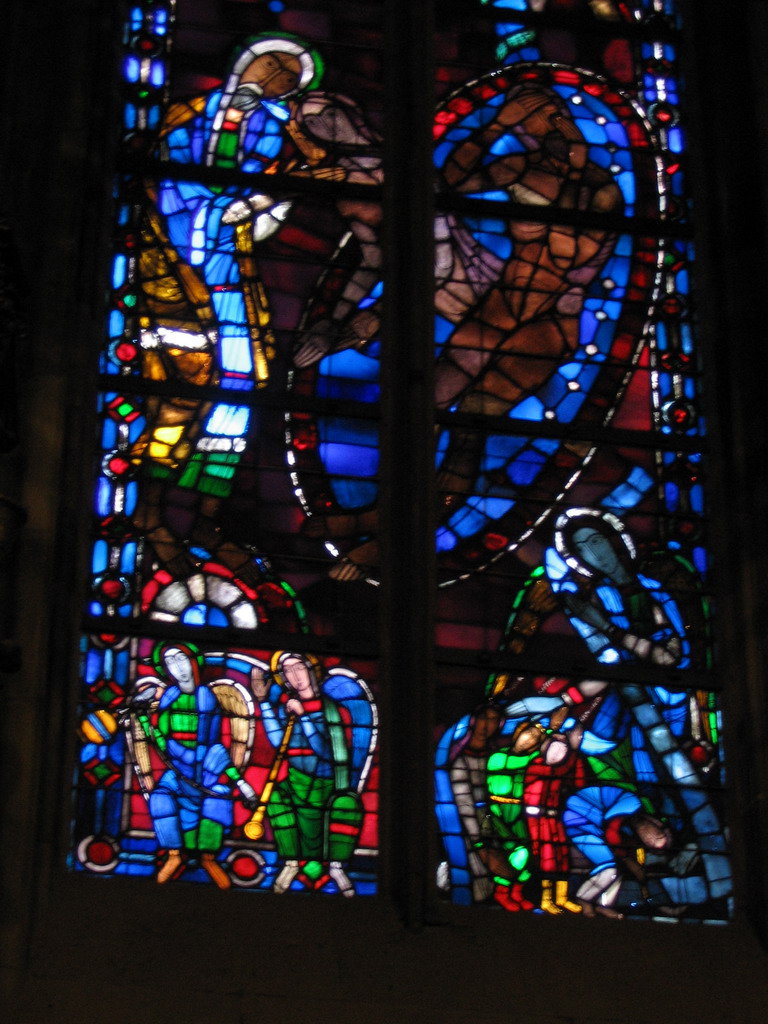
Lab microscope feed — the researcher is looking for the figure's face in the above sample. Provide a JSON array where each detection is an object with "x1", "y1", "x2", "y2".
[
  {"x1": 518, "y1": 94, "x2": 587, "y2": 168},
  {"x1": 634, "y1": 816, "x2": 672, "y2": 851},
  {"x1": 282, "y1": 656, "x2": 314, "y2": 696},
  {"x1": 163, "y1": 648, "x2": 195, "y2": 692},
  {"x1": 572, "y1": 526, "x2": 621, "y2": 578},
  {"x1": 240, "y1": 51, "x2": 302, "y2": 98},
  {"x1": 469, "y1": 708, "x2": 501, "y2": 750}
]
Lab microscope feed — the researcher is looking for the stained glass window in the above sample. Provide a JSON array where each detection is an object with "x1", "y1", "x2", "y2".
[
  {"x1": 433, "y1": 0, "x2": 730, "y2": 923},
  {"x1": 71, "y1": 0, "x2": 730, "y2": 920},
  {"x1": 72, "y1": 0, "x2": 385, "y2": 896}
]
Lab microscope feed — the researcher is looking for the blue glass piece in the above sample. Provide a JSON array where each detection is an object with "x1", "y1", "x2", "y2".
[
  {"x1": 575, "y1": 118, "x2": 607, "y2": 145},
  {"x1": 510, "y1": 395, "x2": 545, "y2": 421},
  {"x1": 85, "y1": 648, "x2": 103, "y2": 683},
  {"x1": 448, "y1": 502, "x2": 488, "y2": 538},
  {"x1": 466, "y1": 190, "x2": 511, "y2": 203},
  {"x1": 96, "y1": 478, "x2": 112, "y2": 516},
  {"x1": 579, "y1": 310, "x2": 598, "y2": 347},
  {"x1": 445, "y1": 836, "x2": 467, "y2": 863},
  {"x1": 330, "y1": 477, "x2": 378, "y2": 509},
  {"x1": 182, "y1": 604, "x2": 228, "y2": 627},
  {"x1": 109, "y1": 310, "x2": 125, "y2": 338},
  {"x1": 319, "y1": 441, "x2": 379, "y2": 479},
  {"x1": 603, "y1": 466, "x2": 653, "y2": 512},
  {"x1": 262, "y1": 100, "x2": 290, "y2": 122},
  {"x1": 205, "y1": 405, "x2": 249, "y2": 437},
  {"x1": 588, "y1": 147, "x2": 612, "y2": 170},
  {"x1": 507, "y1": 449, "x2": 544, "y2": 487},
  {"x1": 92, "y1": 541, "x2": 108, "y2": 574},
  {"x1": 434, "y1": 141, "x2": 454, "y2": 168},
  {"x1": 124, "y1": 56, "x2": 140, "y2": 83},
  {"x1": 445, "y1": 127, "x2": 472, "y2": 145},
  {"x1": 558, "y1": 362, "x2": 582, "y2": 381},
  {"x1": 690, "y1": 483, "x2": 704, "y2": 514},
  {"x1": 605, "y1": 122, "x2": 628, "y2": 147},
  {"x1": 469, "y1": 494, "x2": 513, "y2": 520},
  {"x1": 436, "y1": 527, "x2": 458, "y2": 552},
  {"x1": 212, "y1": 289, "x2": 246, "y2": 325},
  {"x1": 317, "y1": 377, "x2": 380, "y2": 404},
  {"x1": 617, "y1": 172, "x2": 636, "y2": 206},
  {"x1": 668, "y1": 126, "x2": 684, "y2": 154},
  {"x1": 531, "y1": 437, "x2": 559, "y2": 456},
  {"x1": 489, "y1": 133, "x2": 526, "y2": 157},
  {"x1": 220, "y1": 336, "x2": 252, "y2": 373},
  {"x1": 694, "y1": 547, "x2": 707, "y2": 574},
  {"x1": 486, "y1": 433, "x2": 524, "y2": 462},
  {"x1": 102, "y1": 418, "x2": 117, "y2": 449},
  {"x1": 435, "y1": 315, "x2": 454, "y2": 350},
  {"x1": 435, "y1": 771, "x2": 456, "y2": 805},
  {"x1": 121, "y1": 543, "x2": 137, "y2": 573},
  {"x1": 150, "y1": 60, "x2": 165, "y2": 88},
  {"x1": 112, "y1": 255, "x2": 127, "y2": 289},
  {"x1": 604, "y1": 253, "x2": 630, "y2": 287},
  {"x1": 554, "y1": 390, "x2": 586, "y2": 422},
  {"x1": 321, "y1": 348, "x2": 380, "y2": 382},
  {"x1": 473, "y1": 231, "x2": 512, "y2": 259}
]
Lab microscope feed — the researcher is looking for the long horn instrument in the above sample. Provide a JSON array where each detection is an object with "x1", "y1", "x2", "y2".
[{"x1": 244, "y1": 713, "x2": 296, "y2": 840}]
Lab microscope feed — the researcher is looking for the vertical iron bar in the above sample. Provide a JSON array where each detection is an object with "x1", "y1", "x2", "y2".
[{"x1": 381, "y1": 0, "x2": 436, "y2": 927}]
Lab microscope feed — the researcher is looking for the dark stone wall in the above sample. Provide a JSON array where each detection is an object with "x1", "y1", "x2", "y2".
[{"x1": 2, "y1": 2, "x2": 768, "y2": 1020}]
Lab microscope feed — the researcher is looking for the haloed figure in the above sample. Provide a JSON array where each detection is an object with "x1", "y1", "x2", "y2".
[
  {"x1": 134, "y1": 643, "x2": 256, "y2": 888},
  {"x1": 131, "y1": 35, "x2": 321, "y2": 586},
  {"x1": 252, "y1": 653, "x2": 364, "y2": 896}
]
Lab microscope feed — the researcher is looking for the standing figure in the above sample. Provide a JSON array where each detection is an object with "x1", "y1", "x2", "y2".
[
  {"x1": 131, "y1": 643, "x2": 257, "y2": 888},
  {"x1": 444, "y1": 704, "x2": 504, "y2": 903},
  {"x1": 562, "y1": 784, "x2": 672, "y2": 918},
  {"x1": 251, "y1": 652, "x2": 375, "y2": 897},
  {"x1": 131, "y1": 34, "x2": 325, "y2": 585},
  {"x1": 485, "y1": 708, "x2": 569, "y2": 912},
  {"x1": 523, "y1": 724, "x2": 588, "y2": 913}
]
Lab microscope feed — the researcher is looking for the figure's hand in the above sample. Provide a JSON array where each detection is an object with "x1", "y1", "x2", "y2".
[
  {"x1": 563, "y1": 593, "x2": 613, "y2": 633},
  {"x1": 294, "y1": 320, "x2": 332, "y2": 367},
  {"x1": 285, "y1": 698, "x2": 305, "y2": 717},
  {"x1": 341, "y1": 308, "x2": 380, "y2": 346},
  {"x1": 237, "y1": 778, "x2": 257, "y2": 809},
  {"x1": 311, "y1": 166, "x2": 346, "y2": 182},
  {"x1": 221, "y1": 200, "x2": 252, "y2": 225},
  {"x1": 131, "y1": 686, "x2": 156, "y2": 706},
  {"x1": 477, "y1": 846, "x2": 514, "y2": 880},
  {"x1": 250, "y1": 667, "x2": 270, "y2": 701}
]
